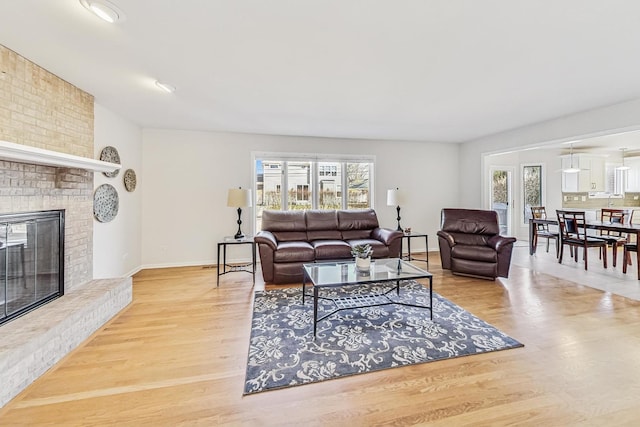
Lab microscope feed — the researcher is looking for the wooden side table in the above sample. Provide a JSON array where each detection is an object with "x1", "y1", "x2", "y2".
[
  {"x1": 216, "y1": 236, "x2": 256, "y2": 286},
  {"x1": 400, "y1": 232, "x2": 429, "y2": 269}
]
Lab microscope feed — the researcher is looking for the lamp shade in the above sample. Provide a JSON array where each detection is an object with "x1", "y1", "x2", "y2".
[
  {"x1": 617, "y1": 147, "x2": 631, "y2": 170},
  {"x1": 387, "y1": 188, "x2": 400, "y2": 206},
  {"x1": 563, "y1": 167, "x2": 581, "y2": 173},
  {"x1": 227, "y1": 188, "x2": 252, "y2": 208},
  {"x1": 562, "y1": 143, "x2": 581, "y2": 173}
]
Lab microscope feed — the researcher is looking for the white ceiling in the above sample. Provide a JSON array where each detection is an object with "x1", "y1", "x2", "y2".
[{"x1": 2, "y1": 1, "x2": 640, "y2": 143}]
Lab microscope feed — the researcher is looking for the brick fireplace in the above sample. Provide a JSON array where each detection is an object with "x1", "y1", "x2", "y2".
[
  {"x1": 0, "y1": 45, "x2": 132, "y2": 406},
  {"x1": 0, "y1": 45, "x2": 94, "y2": 289}
]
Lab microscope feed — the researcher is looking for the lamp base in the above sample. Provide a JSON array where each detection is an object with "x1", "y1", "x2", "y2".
[{"x1": 234, "y1": 207, "x2": 245, "y2": 240}]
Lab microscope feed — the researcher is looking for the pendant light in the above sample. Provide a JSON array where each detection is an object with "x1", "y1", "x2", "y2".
[
  {"x1": 617, "y1": 148, "x2": 630, "y2": 171},
  {"x1": 563, "y1": 143, "x2": 581, "y2": 173}
]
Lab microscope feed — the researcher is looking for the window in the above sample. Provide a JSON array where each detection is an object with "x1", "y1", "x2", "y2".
[
  {"x1": 523, "y1": 165, "x2": 543, "y2": 224},
  {"x1": 258, "y1": 161, "x2": 283, "y2": 212},
  {"x1": 318, "y1": 162, "x2": 341, "y2": 209},
  {"x1": 296, "y1": 184, "x2": 310, "y2": 202},
  {"x1": 254, "y1": 153, "x2": 375, "y2": 231},
  {"x1": 286, "y1": 161, "x2": 312, "y2": 210}
]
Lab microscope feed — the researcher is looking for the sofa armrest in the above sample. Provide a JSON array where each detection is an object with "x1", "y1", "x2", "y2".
[
  {"x1": 436, "y1": 230, "x2": 456, "y2": 247},
  {"x1": 371, "y1": 227, "x2": 403, "y2": 245},
  {"x1": 488, "y1": 235, "x2": 517, "y2": 252},
  {"x1": 254, "y1": 231, "x2": 278, "y2": 250}
]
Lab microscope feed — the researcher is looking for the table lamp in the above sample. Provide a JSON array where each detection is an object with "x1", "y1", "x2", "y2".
[
  {"x1": 227, "y1": 187, "x2": 252, "y2": 239},
  {"x1": 387, "y1": 188, "x2": 402, "y2": 231}
]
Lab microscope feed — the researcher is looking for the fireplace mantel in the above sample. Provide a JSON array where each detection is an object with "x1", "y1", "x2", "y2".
[{"x1": 0, "y1": 140, "x2": 120, "y2": 173}]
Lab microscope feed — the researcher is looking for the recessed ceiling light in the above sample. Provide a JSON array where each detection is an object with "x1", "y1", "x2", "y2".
[
  {"x1": 155, "y1": 81, "x2": 176, "y2": 93},
  {"x1": 79, "y1": 0, "x2": 126, "y2": 23}
]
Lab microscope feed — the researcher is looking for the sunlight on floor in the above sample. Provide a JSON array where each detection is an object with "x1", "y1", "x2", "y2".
[{"x1": 510, "y1": 242, "x2": 640, "y2": 301}]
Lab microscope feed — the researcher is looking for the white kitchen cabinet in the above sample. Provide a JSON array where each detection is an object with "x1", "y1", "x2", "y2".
[
  {"x1": 589, "y1": 156, "x2": 605, "y2": 191},
  {"x1": 561, "y1": 154, "x2": 606, "y2": 192}
]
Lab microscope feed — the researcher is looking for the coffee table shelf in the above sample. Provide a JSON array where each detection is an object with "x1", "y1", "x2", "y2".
[{"x1": 332, "y1": 294, "x2": 390, "y2": 309}]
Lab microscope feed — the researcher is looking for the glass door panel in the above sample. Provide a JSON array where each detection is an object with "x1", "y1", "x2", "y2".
[
  {"x1": 35, "y1": 218, "x2": 60, "y2": 300},
  {"x1": 490, "y1": 167, "x2": 513, "y2": 235},
  {"x1": 523, "y1": 165, "x2": 542, "y2": 224}
]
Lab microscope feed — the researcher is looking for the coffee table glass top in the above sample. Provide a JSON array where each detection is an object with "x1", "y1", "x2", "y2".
[{"x1": 303, "y1": 258, "x2": 431, "y2": 287}]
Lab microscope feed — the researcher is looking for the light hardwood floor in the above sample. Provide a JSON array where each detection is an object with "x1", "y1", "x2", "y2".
[{"x1": 2, "y1": 254, "x2": 640, "y2": 426}]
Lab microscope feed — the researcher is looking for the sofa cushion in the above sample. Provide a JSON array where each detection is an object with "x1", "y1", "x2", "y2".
[
  {"x1": 338, "y1": 209, "x2": 379, "y2": 231},
  {"x1": 273, "y1": 241, "x2": 315, "y2": 263},
  {"x1": 449, "y1": 232, "x2": 490, "y2": 246},
  {"x1": 341, "y1": 229, "x2": 372, "y2": 240},
  {"x1": 272, "y1": 231, "x2": 309, "y2": 242},
  {"x1": 451, "y1": 245, "x2": 497, "y2": 263},
  {"x1": 441, "y1": 208, "x2": 500, "y2": 235},
  {"x1": 262, "y1": 210, "x2": 306, "y2": 232},
  {"x1": 307, "y1": 230, "x2": 343, "y2": 241},
  {"x1": 312, "y1": 240, "x2": 353, "y2": 260},
  {"x1": 347, "y1": 239, "x2": 390, "y2": 258},
  {"x1": 306, "y1": 210, "x2": 339, "y2": 231}
]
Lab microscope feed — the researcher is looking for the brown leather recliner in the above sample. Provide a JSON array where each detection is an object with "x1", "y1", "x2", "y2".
[
  {"x1": 437, "y1": 208, "x2": 516, "y2": 280},
  {"x1": 255, "y1": 209, "x2": 402, "y2": 284}
]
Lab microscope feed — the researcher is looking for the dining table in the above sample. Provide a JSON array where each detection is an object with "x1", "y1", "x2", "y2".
[{"x1": 529, "y1": 217, "x2": 640, "y2": 279}]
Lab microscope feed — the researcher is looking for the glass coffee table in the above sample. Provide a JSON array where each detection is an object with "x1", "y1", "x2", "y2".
[{"x1": 302, "y1": 258, "x2": 433, "y2": 337}]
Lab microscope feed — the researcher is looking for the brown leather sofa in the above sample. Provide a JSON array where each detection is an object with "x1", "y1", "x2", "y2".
[
  {"x1": 255, "y1": 209, "x2": 403, "y2": 284},
  {"x1": 437, "y1": 208, "x2": 516, "y2": 279}
]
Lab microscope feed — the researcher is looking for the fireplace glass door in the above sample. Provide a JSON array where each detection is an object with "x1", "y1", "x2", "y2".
[{"x1": 0, "y1": 210, "x2": 64, "y2": 325}]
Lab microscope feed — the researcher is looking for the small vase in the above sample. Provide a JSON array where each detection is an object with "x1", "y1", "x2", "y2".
[{"x1": 355, "y1": 256, "x2": 371, "y2": 272}]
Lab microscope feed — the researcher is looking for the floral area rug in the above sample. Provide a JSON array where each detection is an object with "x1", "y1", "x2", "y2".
[{"x1": 244, "y1": 280, "x2": 523, "y2": 394}]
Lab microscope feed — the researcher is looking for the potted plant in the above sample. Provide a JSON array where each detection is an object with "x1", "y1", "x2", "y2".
[{"x1": 351, "y1": 243, "x2": 373, "y2": 271}]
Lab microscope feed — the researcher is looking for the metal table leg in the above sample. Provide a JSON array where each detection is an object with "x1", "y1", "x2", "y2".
[
  {"x1": 313, "y1": 285, "x2": 319, "y2": 337},
  {"x1": 252, "y1": 242, "x2": 256, "y2": 284},
  {"x1": 216, "y1": 242, "x2": 221, "y2": 287}
]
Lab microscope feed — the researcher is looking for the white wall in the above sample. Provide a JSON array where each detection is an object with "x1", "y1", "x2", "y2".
[
  {"x1": 141, "y1": 129, "x2": 460, "y2": 267},
  {"x1": 93, "y1": 103, "x2": 143, "y2": 278},
  {"x1": 459, "y1": 98, "x2": 640, "y2": 211}
]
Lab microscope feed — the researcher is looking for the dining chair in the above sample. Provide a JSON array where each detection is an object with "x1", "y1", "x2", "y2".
[
  {"x1": 530, "y1": 206, "x2": 560, "y2": 257},
  {"x1": 596, "y1": 208, "x2": 630, "y2": 267},
  {"x1": 556, "y1": 210, "x2": 608, "y2": 270},
  {"x1": 621, "y1": 210, "x2": 637, "y2": 275},
  {"x1": 622, "y1": 242, "x2": 639, "y2": 277}
]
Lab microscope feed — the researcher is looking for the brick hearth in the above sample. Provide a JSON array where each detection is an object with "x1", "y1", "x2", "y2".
[{"x1": 0, "y1": 278, "x2": 132, "y2": 407}]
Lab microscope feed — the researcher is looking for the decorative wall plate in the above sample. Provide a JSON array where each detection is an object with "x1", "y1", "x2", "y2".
[
  {"x1": 123, "y1": 169, "x2": 137, "y2": 192},
  {"x1": 93, "y1": 184, "x2": 119, "y2": 222},
  {"x1": 99, "y1": 146, "x2": 121, "y2": 178}
]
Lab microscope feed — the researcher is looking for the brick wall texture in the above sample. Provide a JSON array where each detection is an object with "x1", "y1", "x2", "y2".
[{"x1": 0, "y1": 44, "x2": 95, "y2": 290}]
